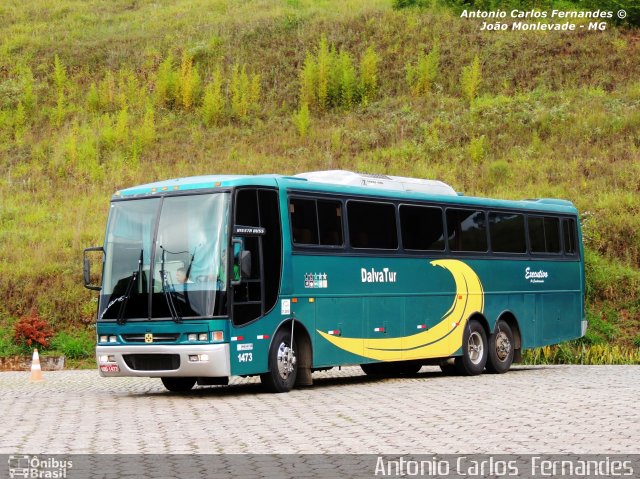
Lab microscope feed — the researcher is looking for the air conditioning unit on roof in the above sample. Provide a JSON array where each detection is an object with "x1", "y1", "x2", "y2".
[{"x1": 294, "y1": 170, "x2": 457, "y2": 196}]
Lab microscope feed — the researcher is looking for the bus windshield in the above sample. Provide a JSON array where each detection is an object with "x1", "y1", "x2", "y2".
[{"x1": 99, "y1": 193, "x2": 230, "y2": 321}]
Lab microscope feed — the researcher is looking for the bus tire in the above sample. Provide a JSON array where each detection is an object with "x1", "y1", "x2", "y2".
[
  {"x1": 161, "y1": 377, "x2": 196, "y2": 392},
  {"x1": 454, "y1": 320, "x2": 487, "y2": 376},
  {"x1": 486, "y1": 320, "x2": 514, "y2": 374},
  {"x1": 260, "y1": 328, "x2": 297, "y2": 393}
]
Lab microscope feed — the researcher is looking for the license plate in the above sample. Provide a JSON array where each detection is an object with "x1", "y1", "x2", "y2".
[{"x1": 100, "y1": 364, "x2": 120, "y2": 373}]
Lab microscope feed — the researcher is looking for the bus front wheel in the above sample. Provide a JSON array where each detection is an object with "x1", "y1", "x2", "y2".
[
  {"x1": 454, "y1": 320, "x2": 487, "y2": 376},
  {"x1": 261, "y1": 328, "x2": 297, "y2": 393},
  {"x1": 486, "y1": 320, "x2": 514, "y2": 374},
  {"x1": 161, "y1": 377, "x2": 196, "y2": 392}
]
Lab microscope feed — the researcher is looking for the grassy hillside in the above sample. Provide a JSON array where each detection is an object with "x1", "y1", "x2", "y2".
[{"x1": 0, "y1": 0, "x2": 638, "y2": 360}]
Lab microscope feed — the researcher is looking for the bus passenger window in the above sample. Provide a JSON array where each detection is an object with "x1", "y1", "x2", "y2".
[
  {"x1": 317, "y1": 200, "x2": 343, "y2": 246},
  {"x1": 400, "y1": 205, "x2": 445, "y2": 251},
  {"x1": 529, "y1": 216, "x2": 561, "y2": 254},
  {"x1": 563, "y1": 218, "x2": 578, "y2": 255},
  {"x1": 348, "y1": 201, "x2": 398, "y2": 249},
  {"x1": 446, "y1": 209, "x2": 487, "y2": 252},
  {"x1": 290, "y1": 198, "x2": 344, "y2": 247},
  {"x1": 290, "y1": 198, "x2": 319, "y2": 245},
  {"x1": 489, "y1": 212, "x2": 526, "y2": 253}
]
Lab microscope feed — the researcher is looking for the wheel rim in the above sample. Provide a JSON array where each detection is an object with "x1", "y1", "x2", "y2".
[
  {"x1": 495, "y1": 331, "x2": 512, "y2": 361},
  {"x1": 276, "y1": 341, "x2": 296, "y2": 380},
  {"x1": 467, "y1": 331, "x2": 484, "y2": 365}
]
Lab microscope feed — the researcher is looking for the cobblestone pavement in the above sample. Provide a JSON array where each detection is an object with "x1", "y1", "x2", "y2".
[{"x1": 0, "y1": 365, "x2": 637, "y2": 454}]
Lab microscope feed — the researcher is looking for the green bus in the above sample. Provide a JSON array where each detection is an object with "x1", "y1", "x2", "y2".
[{"x1": 85, "y1": 170, "x2": 586, "y2": 393}]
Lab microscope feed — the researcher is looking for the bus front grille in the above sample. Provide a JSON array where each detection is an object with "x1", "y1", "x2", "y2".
[
  {"x1": 123, "y1": 354, "x2": 180, "y2": 371},
  {"x1": 122, "y1": 334, "x2": 180, "y2": 343}
]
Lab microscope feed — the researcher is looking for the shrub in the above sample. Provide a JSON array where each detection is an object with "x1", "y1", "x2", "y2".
[
  {"x1": 468, "y1": 135, "x2": 487, "y2": 164},
  {"x1": 99, "y1": 71, "x2": 117, "y2": 111},
  {"x1": 461, "y1": 54, "x2": 482, "y2": 103},
  {"x1": 155, "y1": 54, "x2": 177, "y2": 108},
  {"x1": 53, "y1": 54, "x2": 67, "y2": 93},
  {"x1": 359, "y1": 45, "x2": 380, "y2": 105},
  {"x1": 114, "y1": 105, "x2": 129, "y2": 145},
  {"x1": 293, "y1": 102, "x2": 311, "y2": 137},
  {"x1": 19, "y1": 65, "x2": 36, "y2": 111},
  {"x1": 87, "y1": 83, "x2": 100, "y2": 112},
  {"x1": 13, "y1": 309, "x2": 54, "y2": 349},
  {"x1": 230, "y1": 64, "x2": 260, "y2": 121},
  {"x1": 14, "y1": 102, "x2": 26, "y2": 144},
  {"x1": 179, "y1": 51, "x2": 202, "y2": 110},
  {"x1": 137, "y1": 101, "x2": 156, "y2": 148},
  {"x1": 406, "y1": 44, "x2": 440, "y2": 96},
  {"x1": 50, "y1": 330, "x2": 95, "y2": 359},
  {"x1": 338, "y1": 50, "x2": 357, "y2": 108},
  {"x1": 299, "y1": 37, "x2": 380, "y2": 111},
  {"x1": 201, "y1": 67, "x2": 225, "y2": 126}
]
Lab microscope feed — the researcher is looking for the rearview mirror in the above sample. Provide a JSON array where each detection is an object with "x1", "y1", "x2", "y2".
[{"x1": 83, "y1": 247, "x2": 104, "y2": 291}]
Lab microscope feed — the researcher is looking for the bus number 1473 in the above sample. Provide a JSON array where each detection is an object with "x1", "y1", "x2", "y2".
[{"x1": 238, "y1": 353, "x2": 253, "y2": 363}]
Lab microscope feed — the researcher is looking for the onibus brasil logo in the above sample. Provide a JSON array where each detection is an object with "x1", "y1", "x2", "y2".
[
  {"x1": 318, "y1": 259, "x2": 484, "y2": 360},
  {"x1": 8, "y1": 455, "x2": 73, "y2": 478}
]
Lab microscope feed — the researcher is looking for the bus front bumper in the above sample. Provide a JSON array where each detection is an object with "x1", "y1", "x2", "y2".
[{"x1": 96, "y1": 344, "x2": 230, "y2": 378}]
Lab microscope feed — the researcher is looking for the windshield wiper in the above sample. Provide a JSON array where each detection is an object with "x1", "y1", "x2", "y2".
[
  {"x1": 116, "y1": 249, "x2": 143, "y2": 325},
  {"x1": 160, "y1": 246, "x2": 182, "y2": 323}
]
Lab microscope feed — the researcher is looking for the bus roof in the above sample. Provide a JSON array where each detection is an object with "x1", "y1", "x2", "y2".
[{"x1": 114, "y1": 172, "x2": 578, "y2": 214}]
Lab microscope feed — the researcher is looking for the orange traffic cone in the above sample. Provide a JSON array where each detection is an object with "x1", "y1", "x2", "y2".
[{"x1": 29, "y1": 348, "x2": 44, "y2": 383}]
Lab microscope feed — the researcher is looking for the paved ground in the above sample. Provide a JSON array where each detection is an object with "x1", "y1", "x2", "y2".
[{"x1": 0, "y1": 365, "x2": 638, "y2": 455}]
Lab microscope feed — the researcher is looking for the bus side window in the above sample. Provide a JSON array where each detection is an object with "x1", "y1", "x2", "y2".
[
  {"x1": 563, "y1": 218, "x2": 578, "y2": 255},
  {"x1": 289, "y1": 198, "x2": 344, "y2": 247},
  {"x1": 399, "y1": 205, "x2": 445, "y2": 251},
  {"x1": 489, "y1": 212, "x2": 526, "y2": 253},
  {"x1": 348, "y1": 201, "x2": 398, "y2": 249},
  {"x1": 529, "y1": 216, "x2": 561, "y2": 254},
  {"x1": 290, "y1": 198, "x2": 319, "y2": 245},
  {"x1": 317, "y1": 200, "x2": 343, "y2": 246},
  {"x1": 446, "y1": 209, "x2": 487, "y2": 252}
]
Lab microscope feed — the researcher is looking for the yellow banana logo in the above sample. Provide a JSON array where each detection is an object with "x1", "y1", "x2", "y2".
[{"x1": 317, "y1": 259, "x2": 484, "y2": 361}]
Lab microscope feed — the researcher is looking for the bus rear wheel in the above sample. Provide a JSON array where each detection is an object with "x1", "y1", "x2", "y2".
[
  {"x1": 161, "y1": 377, "x2": 196, "y2": 392},
  {"x1": 261, "y1": 328, "x2": 297, "y2": 393},
  {"x1": 454, "y1": 320, "x2": 487, "y2": 376},
  {"x1": 486, "y1": 320, "x2": 514, "y2": 374}
]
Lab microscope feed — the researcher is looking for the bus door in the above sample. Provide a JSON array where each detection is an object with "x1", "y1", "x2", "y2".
[{"x1": 230, "y1": 188, "x2": 282, "y2": 374}]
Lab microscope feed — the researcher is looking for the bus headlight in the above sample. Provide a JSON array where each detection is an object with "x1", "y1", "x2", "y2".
[
  {"x1": 187, "y1": 333, "x2": 208, "y2": 342},
  {"x1": 109, "y1": 335, "x2": 117, "y2": 343},
  {"x1": 99, "y1": 335, "x2": 108, "y2": 343}
]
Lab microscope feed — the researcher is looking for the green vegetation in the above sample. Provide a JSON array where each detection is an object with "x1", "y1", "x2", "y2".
[
  {"x1": 523, "y1": 344, "x2": 640, "y2": 365},
  {"x1": 0, "y1": 0, "x2": 638, "y2": 363}
]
